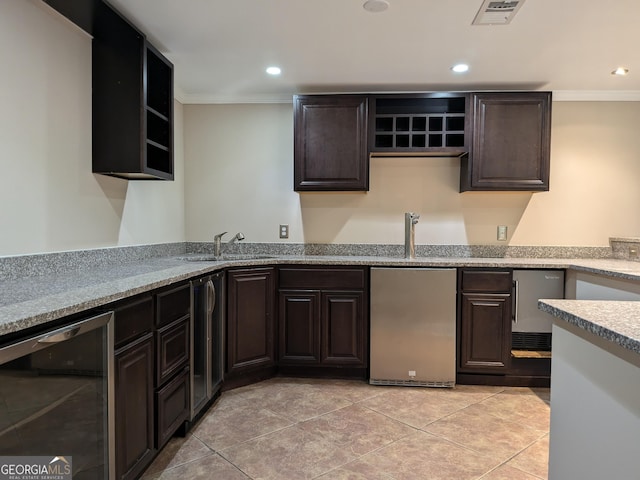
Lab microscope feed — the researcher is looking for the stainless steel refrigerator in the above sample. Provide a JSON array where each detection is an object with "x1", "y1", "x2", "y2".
[
  {"x1": 512, "y1": 269, "x2": 565, "y2": 351},
  {"x1": 370, "y1": 267, "x2": 457, "y2": 387}
]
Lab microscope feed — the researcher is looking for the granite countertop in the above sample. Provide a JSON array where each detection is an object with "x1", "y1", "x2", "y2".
[
  {"x1": 2, "y1": 253, "x2": 640, "y2": 340},
  {"x1": 539, "y1": 299, "x2": 640, "y2": 355}
]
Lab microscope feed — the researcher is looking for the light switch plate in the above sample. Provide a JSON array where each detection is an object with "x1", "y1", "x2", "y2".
[
  {"x1": 279, "y1": 224, "x2": 289, "y2": 239},
  {"x1": 497, "y1": 225, "x2": 507, "y2": 241}
]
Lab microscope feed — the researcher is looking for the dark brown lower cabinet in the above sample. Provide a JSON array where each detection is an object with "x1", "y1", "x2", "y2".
[
  {"x1": 456, "y1": 268, "x2": 549, "y2": 387},
  {"x1": 278, "y1": 267, "x2": 368, "y2": 376},
  {"x1": 458, "y1": 292, "x2": 512, "y2": 373},
  {"x1": 279, "y1": 291, "x2": 321, "y2": 363},
  {"x1": 458, "y1": 269, "x2": 513, "y2": 376},
  {"x1": 321, "y1": 291, "x2": 366, "y2": 365},
  {"x1": 154, "y1": 286, "x2": 191, "y2": 450},
  {"x1": 114, "y1": 333, "x2": 155, "y2": 480},
  {"x1": 226, "y1": 267, "x2": 276, "y2": 376}
]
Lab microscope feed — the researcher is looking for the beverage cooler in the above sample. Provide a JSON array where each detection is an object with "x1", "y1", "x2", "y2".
[{"x1": 189, "y1": 271, "x2": 224, "y2": 424}]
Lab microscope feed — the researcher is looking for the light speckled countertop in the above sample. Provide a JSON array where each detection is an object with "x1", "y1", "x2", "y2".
[
  {"x1": 2, "y1": 254, "x2": 640, "y2": 347},
  {"x1": 539, "y1": 299, "x2": 640, "y2": 355}
]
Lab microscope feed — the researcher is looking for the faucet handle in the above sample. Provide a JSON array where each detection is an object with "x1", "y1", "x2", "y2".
[
  {"x1": 214, "y1": 231, "x2": 227, "y2": 241},
  {"x1": 405, "y1": 212, "x2": 420, "y2": 223}
]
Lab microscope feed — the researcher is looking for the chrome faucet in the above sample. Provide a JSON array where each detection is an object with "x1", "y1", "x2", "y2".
[
  {"x1": 213, "y1": 231, "x2": 245, "y2": 257},
  {"x1": 404, "y1": 212, "x2": 420, "y2": 259},
  {"x1": 229, "y1": 232, "x2": 245, "y2": 244},
  {"x1": 213, "y1": 232, "x2": 227, "y2": 257}
]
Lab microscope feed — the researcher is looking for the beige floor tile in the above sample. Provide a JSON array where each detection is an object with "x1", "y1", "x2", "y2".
[
  {"x1": 141, "y1": 453, "x2": 250, "y2": 479},
  {"x1": 299, "y1": 404, "x2": 415, "y2": 456},
  {"x1": 507, "y1": 434, "x2": 549, "y2": 479},
  {"x1": 497, "y1": 387, "x2": 550, "y2": 404},
  {"x1": 258, "y1": 383, "x2": 354, "y2": 423},
  {"x1": 424, "y1": 405, "x2": 546, "y2": 462},
  {"x1": 220, "y1": 425, "x2": 357, "y2": 479},
  {"x1": 299, "y1": 378, "x2": 392, "y2": 403},
  {"x1": 353, "y1": 430, "x2": 501, "y2": 480},
  {"x1": 358, "y1": 386, "x2": 485, "y2": 428},
  {"x1": 141, "y1": 434, "x2": 213, "y2": 477},
  {"x1": 479, "y1": 464, "x2": 543, "y2": 480},
  {"x1": 192, "y1": 402, "x2": 293, "y2": 450},
  {"x1": 472, "y1": 391, "x2": 551, "y2": 431},
  {"x1": 315, "y1": 460, "x2": 397, "y2": 479},
  {"x1": 147, "y1": 379, "x2": 551, "y2": 480}
]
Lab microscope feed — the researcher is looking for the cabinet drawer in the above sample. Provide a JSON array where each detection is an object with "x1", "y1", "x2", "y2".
[
  {"x1": 156, "y1": 367, "x2": 189, "y2": 449},
  {"x1": 279, "y1": 267, "x2": 366, "y2": 290},
  {"x1": 461, "y1": 270, "x2": 512, "y2": 293},
  {"x1": 156, "y1": 283, "x2": 190, "y2": 327},
  {"x1": 114, "y1": 296, "x2": 154, "y2": 348},
  {"x1": 156, "y1": 316, "x2": 189, "y2": 385}
]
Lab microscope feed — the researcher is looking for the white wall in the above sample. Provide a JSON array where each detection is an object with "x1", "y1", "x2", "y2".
[
  {"x1": 4, "y1": 1, "x2": 640, "y2": 255},
  {"x1": 0, "y1": 0, "x2": 185, "y2": 256},
  {"x1": 184, "y1": 101, "x2": 640, "y2": 247}
]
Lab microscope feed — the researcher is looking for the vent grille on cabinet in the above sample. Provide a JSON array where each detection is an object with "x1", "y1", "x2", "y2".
[{"x1": 472, "y1": 0, "x2": 525, "y2": 25}]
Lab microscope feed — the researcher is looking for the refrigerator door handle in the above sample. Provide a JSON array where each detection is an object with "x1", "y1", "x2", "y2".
[{"x1": 512, "y1": 279, "x2": 519, "y2": 323}]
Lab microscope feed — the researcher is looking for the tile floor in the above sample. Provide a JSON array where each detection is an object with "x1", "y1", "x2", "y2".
[{"x1": 141, "y1": 377, "x2": 550, "y2": 480}]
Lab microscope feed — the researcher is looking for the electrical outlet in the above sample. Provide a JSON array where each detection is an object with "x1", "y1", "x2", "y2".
[
  {"x1": 279, "y1": 224, "x2": 289, "y2": 239},
  {"x1": 497, "y1": 225, "x2": 508, "y2": 241}
]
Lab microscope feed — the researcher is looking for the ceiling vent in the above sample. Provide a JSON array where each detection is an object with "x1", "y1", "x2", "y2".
[{"x1": 472, "y1": 0, "x2": 525, "y2": 25}]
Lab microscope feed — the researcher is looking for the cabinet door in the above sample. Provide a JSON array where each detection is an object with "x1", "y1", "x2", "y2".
[
  {"x1": 462, "y1": 92, "x2": 551, "y2": 191},
  {"x1": 278, "y1": 290, "x2": 321, "y2": 364},
  {"x1": 156, "y1": 367, "x2": 190, "y2": 449},
  {"x1": 115, "y1": 334, "x2": 155, "y2": 480},
  {"x1": 459, "y1": 293, "x2": 512, "y2": 373},
  {"x1": 294, "y1": 95, "x2": 369, "y2": 191},
  {"x1": 227, "y1": 268, "x2": 276, "y2": 373},
  {"x1": 321, "y1": 291, "x2": 367, "y2": 366}
]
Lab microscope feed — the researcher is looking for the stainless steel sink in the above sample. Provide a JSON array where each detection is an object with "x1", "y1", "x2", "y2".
[{"x1": 179, "y1": 254, "x2": 276, "y2": 262}]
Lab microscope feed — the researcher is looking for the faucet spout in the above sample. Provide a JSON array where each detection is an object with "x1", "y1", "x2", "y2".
[
  {"x1": 228, "y1": 232, "x2": 245, "y2": 244},
  {"x1": 404, "y1": 212, "x2": 420, "y2": 259},
  {"x1": 213, "y1": 231, "x2": 227, "y2": 257}
]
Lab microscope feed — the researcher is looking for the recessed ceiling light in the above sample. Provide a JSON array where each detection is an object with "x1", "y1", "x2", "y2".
[
  {"x1": 451, "y1": 63, "x2": 469, "y2": 73},
  {"x1": 363, "y1": 0, "x2": 389, "y2": 13},
  {"x1": 266, "y1": 66, "x2": 281, "y2": 76},
  {"x1": 611, "y1": 67, "x2": 629, "y2": 76}
]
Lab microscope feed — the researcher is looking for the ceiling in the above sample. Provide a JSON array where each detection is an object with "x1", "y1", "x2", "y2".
[{"x1": 106, "y1": 0, "x2": 640, "y2": 103}]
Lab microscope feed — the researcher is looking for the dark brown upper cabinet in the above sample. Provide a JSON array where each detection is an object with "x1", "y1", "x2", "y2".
[
  {"x1": 369, "y1": 93, "x2": 469, "y2": 156},
  {"x1": 92, "y1": 4, "x2": 174, "y2": 180},
  {"x1": 44, "y1": 0, "x2": 174, "y2": 180},
  {"x1": 293, "y1": 95, "x2": 369, "y2": 191},
  {"x1": 461, "y1": 92, "x2": 551, "y2": 192}
]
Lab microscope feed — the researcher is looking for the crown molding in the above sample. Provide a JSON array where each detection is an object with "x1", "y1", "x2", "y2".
[
  {"x1": 552, "y1": 90, "x2": 640, "y2": 101},
  {"x1": 178, "y1": 93, "x2": 294, "y2": 104},
  {"x1": 174, "y1": 90, "x2": 640, "y2": 105}
]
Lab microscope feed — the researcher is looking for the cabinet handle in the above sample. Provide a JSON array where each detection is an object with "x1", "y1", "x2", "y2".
[
  {"x1": 37, "y1": 325, "x2": 81, "y2": 343},
  {"x1": 512, "y1": 280, "x2": 519, "y2": 324},
  {"x1": 207, "y1": 279, "x2": 216, "y2": 316}
]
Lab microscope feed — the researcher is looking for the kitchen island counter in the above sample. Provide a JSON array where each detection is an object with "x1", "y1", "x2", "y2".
[
  {"x1": 539, "y1": 299, "x2": 640, "y2": 356},
  {"x1": 539, "y1": 299, "x2": 640, "y2": 480}
]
